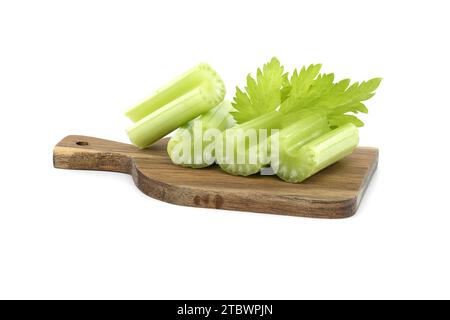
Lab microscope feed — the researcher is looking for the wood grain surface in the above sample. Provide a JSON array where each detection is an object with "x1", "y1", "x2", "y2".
[{"x1": 53, "y1": 135, "x2": 378, "y2": 218}]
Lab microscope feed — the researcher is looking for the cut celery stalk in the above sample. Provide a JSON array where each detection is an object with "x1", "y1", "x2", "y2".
[
  {"x1": 126, "y1": 63, "x2": 225, "y2": 148},
  {"x1": 217, "y1": 111, "x2": 326, "y2": 176},
  {"x1": 276, "y1": 123, "x2": 359, "y2": 183},
  {"x1": 219, "y1": 58, "x2": 381, "y2": 181},
  {"x1": 218, "y1": 133, "x2": 269, "y2": 176},
  {"x1": 280, "y1": 113, "x2": 330, "y2": 154},
  {"x1": 167, "y1": 100, "x2": 235, "y2": 168},
  {"x1": 217, "y1": 111, "x2": 284, "y2": 176},
  {"x1": 274, "y1": 114, "x2": 330, "y2": 180}
]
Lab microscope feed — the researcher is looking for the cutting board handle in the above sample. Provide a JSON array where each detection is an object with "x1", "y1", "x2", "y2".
[{"x1": 53, "y1": 135, "x2": 136, "y2": 173}]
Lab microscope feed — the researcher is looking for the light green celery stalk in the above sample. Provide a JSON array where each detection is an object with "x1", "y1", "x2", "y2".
[
  {"x1": 218, "y1": 57, "x2": 288, "y2": 176},
  {"x1": 219, "y1": 58, "x2": 381, "y2": 179},
  {"x1": 167, "y1": 100, "x2": 235, "y2": 168},
  {"x1": 276, "y1": 122, "x2": 359, "y2": 183},
  {"x1": 218, "y1": 62, "x2": 326, "y2": 177},
  {"x1": 126, "y1": 63, "x2": 225, "y2": 148},
  {"x1": 217, "y1": 111, "x2": 284, "y2": 176}
]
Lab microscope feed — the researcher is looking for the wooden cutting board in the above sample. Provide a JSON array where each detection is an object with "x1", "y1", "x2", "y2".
[{"x1": 53, "y1": 135, "x2": 378, "y2": 218}]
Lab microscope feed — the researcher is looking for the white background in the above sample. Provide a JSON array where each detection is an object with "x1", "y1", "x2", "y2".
[{"x1": 1, "y1": 0, "x2": 449, "y2": 299}]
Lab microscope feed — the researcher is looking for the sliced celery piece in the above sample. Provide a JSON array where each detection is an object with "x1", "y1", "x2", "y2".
[
  {"x1": 126, "y1": 63, "x2": 225, "y2": 148},
  {"x1": 218, "y1": 132, "x2": 270, "y2": 176},
  {"x1": 217, "y1": 111, "x2": 284, "y2": 176},
  {"x1": 167, "y1": 100, "x2": 235, "y2": 168},
  {"x1": 276, "y1": 123, "x2": 359, "y2": 183},
  {"x1": 279, "y1": 113, "x2": 330, "y2": 155}
]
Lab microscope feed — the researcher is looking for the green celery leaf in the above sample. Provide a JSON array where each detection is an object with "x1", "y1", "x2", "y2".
[
  {"x1": 279, "y1": 64, "x2": 322, "y2": 114},
  {"x1": 231, "y1": 57, "x2": 285, "y2": 124},
  {"x1": 280, "y1": 72, "x2": 292, "y2": 103},
  {"x1": 317, "y1": 78, "x2": 382, "y2": 112},
  {"x1": 329, "y1": 114, "x2": 365, "y2": 128},
  {"x1": 281, "y1": 74, "x2": 381, "y2": 127}
]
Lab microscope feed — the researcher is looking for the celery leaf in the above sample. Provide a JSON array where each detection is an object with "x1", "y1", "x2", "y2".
[
  {"x1": 231, "y1": 57, "x2": 285, "y2": 124},
  {"x1": 279, "y1": 64, "x2": 323, "y2": 114}
]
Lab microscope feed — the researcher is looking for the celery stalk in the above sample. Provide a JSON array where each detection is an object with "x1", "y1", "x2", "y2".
[
  {"x1": 221, "y1": 58, "x2": 380, "y2": 181},
  {"x1": 167, "y1": 100, "x2": 235, "y2": 168},
  {"x1": 276, "y1": 123, "x2": 359, "y2": 183},
  {"x1": 217, "y1": 111, "x2": 284, "y2": 176},
  {"x1": 218, "y1": 132, "x2": 271, "y2": 176},
  {"x1": 126, "y1": 63, "x2": 225, "y2": 148},
  {"x1": 280, "y1": 113, "x2": 330, "y2": 154}
]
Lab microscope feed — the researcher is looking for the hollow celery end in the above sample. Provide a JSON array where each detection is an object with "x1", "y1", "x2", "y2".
[
  {"x1": 125, "y1": 63, "x2": 226, "y2": 148},
  {"x1": 215, "y1": 112, "x2": 283, "y2": 176},
  {"x1": 217, "y1": 143, "x2": 268, "y2": 176},
  {"x1": 218, "y1": 162, "x2": 263, "y2": 176},
  {"x1": 216, "y1": 127, "x2": 271, "y2": 176},
  {"x1": 215, "y1": 111, "x2": 283, "y2": 176},
  {"x1": 125, "y1": 63, "x2": 226, "y2": 123},
  {"x1": 217, "y1": 138, "x2": 264, "y2": 176},
  {"x1": 166, "y1": 132, "x2": 212, "y2": 168},
  {"x1": 276, "y1": 123, "x2": 359, "y2": 183},
  {"x1": 275, "y1": 148, "x2": 315, "y2": 183}
]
